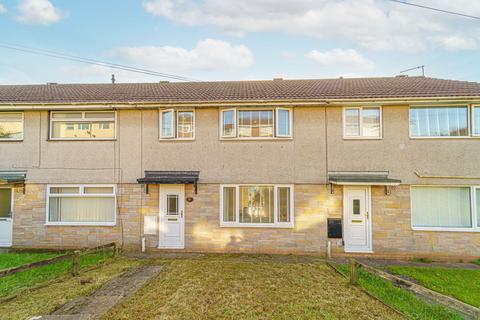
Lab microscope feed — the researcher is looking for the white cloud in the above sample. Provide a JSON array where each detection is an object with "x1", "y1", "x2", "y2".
[
  {"x1": 431, "y1": 35, "x2": 477, "y2": 51},
  {"x1": 62, "y1": 39, "x2": 254, "y2": 82},
  {"x1": 142, "y1": 0, "x2": 480, "y2": 52},
  {"x1": 108, "y1": 39, "x2": 254, "y2": 72},
  {"x1": 16, "y1": 0, "x2": 62, "y2": 25},
  {"x1": 0, "y1": 4, "x2": 7, "y2": 14},
  {"x1": 306, "y1": 49, "x2": 374, "y2": 71}
]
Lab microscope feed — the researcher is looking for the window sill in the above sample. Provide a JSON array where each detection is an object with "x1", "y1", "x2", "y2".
[
  {"x1": 45, "y1": 222, "x2": 116, "y2": 227},
  {"x1": 412, "y1": 227, "x2": 480, "y2": 233},
  {"x1": 159, "y1": 138, "x2": 195, "y2": 141},
  {"x1": 48, "y1": 138, "x2": 117, "y2": 141},
  {"x1": 409, "y1": 136, "x2": 480, "y2": 140},
  {"x1": 343, "y1": 136, "x2": 382, "y2": 140},
  {"x1": 220, "y1": 223, "x2": 294, "y2": 228},
  {"x1": 220, "y1": 137, "x2": 293, "y2": 141},
  {"x1": 0, "y1": 139, "x2": 23, "y2": 142}
]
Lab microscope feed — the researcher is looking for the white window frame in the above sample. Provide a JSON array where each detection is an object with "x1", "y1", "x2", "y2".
[
  {"x1": 0, "y1": 112, "x2": 24, "y2": 141},
  {"x1": 219, "y1": 107, "x2": 293, "y2": 140},
  {"x1": 275, "y1": 107, "x2": 293, "y2": 138},
  {"x1": 219, "y1": 184, "x2": 294, "y2": 228},
  {"x1": 49, "y1": 111, "x2": 117, "y2": 141},
  {"x1": 343, "y1": 106, "x2": 382, "y2": 139},
  {"x1": 410, "y1": 185, "x2": 480, "y2": 232},
  {"x1": 45, "y1": 184, "x2": 117, "y2": 226},
  {"x1": 472, "y1": 105, "x2": 480, "y2": 137},
  {"x1": 220, "y1": 108, "x2": 236, "y2": 138},
  {"x1": 159, "y1": 108, "x2": 195, "y2": 140},
  {"x1": 408, "y1": 105, "x2": 475, "y2": 139}
]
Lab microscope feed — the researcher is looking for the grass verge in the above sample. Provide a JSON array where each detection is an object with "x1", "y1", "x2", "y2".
[
  {"x1": 104, "y1": 254, "x2": 403, "y2": 320},
  {"x1": 333, "y1": 263, "x2": 463, "y2": 320},
  {"x1": 0, "y1": 256, "x2": 140, "y2": 320},
  {"x1": 0, "y1": 250, "x2": 113, "y2": 298},
  {"x1": 0, "y1": 252, "x2": 62, "y2": 270},
  {"x1": 387, "y1": 266, "x2": 480, "y2": 308}
]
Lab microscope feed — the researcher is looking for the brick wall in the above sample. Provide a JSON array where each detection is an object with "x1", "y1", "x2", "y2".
[
  {"x1": 371, "y1": 185, "x2": 480, "y2": 259},
  {"x1": 11, "y1": 183, "x2": 480, "y2": 259},
  {"x1": 12, "y1": 184, "x2": 142, "y2": 250}
]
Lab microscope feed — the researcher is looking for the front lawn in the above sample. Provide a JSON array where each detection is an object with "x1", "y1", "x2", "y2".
[
  {"x1": 0, "y1": 252, "x2": 61, "y2": 270},
  {"x1": 104, "y1": 254, "x2": 403, "y2": 320},
  {"x1": 0, "y1": 250, "x2": 114, "y2": 298},
  {"x1": 333, "y1": 263, "x2": 462, "y2": 320},
  {"x1": 387, "y1": 266, "x2": 480, "y2": 308},
  {"x1": 0, "y1": 256, "x2": 140, "y2": 320}
]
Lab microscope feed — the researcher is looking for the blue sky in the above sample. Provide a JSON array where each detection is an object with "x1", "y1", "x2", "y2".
[{"x1": 0, "y1": 0, "x2": 479, "y2": 84}]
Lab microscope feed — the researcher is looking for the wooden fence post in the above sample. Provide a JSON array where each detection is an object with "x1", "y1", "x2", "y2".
[
  {"x1": 350, "y1": 259, "x2": 357, "y2": 285},
  {"x1": 113, "y1": 242, "x2": 118, "y2": 258},
  {"x1": 72, "y1": 250, "x2": 80, "y2": 276}
]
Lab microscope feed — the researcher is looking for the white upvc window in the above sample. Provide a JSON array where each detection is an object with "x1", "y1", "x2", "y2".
[
  {"x1": 50, "y1": 111, "x2": 116, "y2": 140},
  {"x1": 411, "y1": 185, "x2": 480, "y2": 232},
  {"x1": 159, "y1": 109, "x2": 195, "y2": 140},
  {"x1": 473, "y1": 106, "x2": 480, "y2": 137},
  {"x1": 220, "y1": 107, "x2": 292, "y2": 139},
  {"x1": 0, "y1": 112, "x2": 24, "y2": 141},
  {"x1": 343, "y1": 106, "x2": 382, "y2": 139},
  {"x1": 409, "y1": 106, "x2": 469, "y2": 138},
  {"x1": 220, "y1": 184, "x2": 294, "y2": 228},
  {"x1": 46, "y1": 184, "x2": 116, "y2": 226}
]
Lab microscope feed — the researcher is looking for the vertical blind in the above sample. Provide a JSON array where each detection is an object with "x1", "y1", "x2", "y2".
[
  {"x1": 409, "y1": 107, "x2": 468, "y2": 137},
  {"x1": 411, "y1": 186, "x2": 472, "y2": 228}
]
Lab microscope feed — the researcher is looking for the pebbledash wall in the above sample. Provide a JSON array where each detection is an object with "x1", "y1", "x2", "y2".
[{"x1": 11, "y1": 183, "x2": 480, "y2": 258}]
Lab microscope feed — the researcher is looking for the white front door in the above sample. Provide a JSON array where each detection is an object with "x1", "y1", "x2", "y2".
[
  {"x1": 159, "y1": 185, "x2": 185, "y2": 249},
  {"x1": 343, "y1": 186, "x2": 372, "y2": 253},
  {"x1": 0, "y1": 188, "x2": 13, "y2": 247}
]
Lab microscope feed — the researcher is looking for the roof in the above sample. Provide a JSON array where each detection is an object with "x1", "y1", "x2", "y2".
[
  {"x1": 137, "y1": 171, "x2": 200, "y2": 184},
  {"x1": 328, "y1": 172, "x2": 401, "y2": 186},
  {"x1": 1, "y1": 76, "x2": 480, "y2": 105}
]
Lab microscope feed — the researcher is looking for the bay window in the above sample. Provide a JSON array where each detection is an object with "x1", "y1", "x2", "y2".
[
  {"x1": 411, "y1": 186, "x2": 480, "y2": 230},
  {"x1": 50, "y1": 111, "x2": 116, "y2": 140},
  {"x1": 220, "y1": 107, "x2": 292, "y2": 139},
  {"x1": 220, "y1": 184, "x2": 294, "y2": 227},
  {"x1": 47, "y1": 185, "x2": 116, "y2": 225},
  {"x1": 0, "y1": 112, "x2": 23, "y2": 141},
  {"x1": 343, "y1": 107, "x2": 381, "y2": 138},
  {"x1": 160, "y1": 109, "x2": 195, "y2": 140}
]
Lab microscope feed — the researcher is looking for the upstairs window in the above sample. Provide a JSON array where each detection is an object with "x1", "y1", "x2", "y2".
[
  {"x1": 410, "y1": 106, "x2": 469, "y2": 137},
  {"x1": 50, "y1": 111, "x2": 116, "y2": 140},
  {"x1": 220, "y1": 107, "x2": 292, "y2": 139},
  {"x1": 343, "y1": 107, "x2": 381, "y2": 138},
  {"x1": 473, "y1": 106, "x2": 480, "y2": 137},
  {"x1": 160, "y1": 109, "x2": 195, "y2": 140},
  {"x1": 0, "y1": 112, "x2": 23, "y2": 141},
  {"x1": 220, "y1": 184, "x2": 294, "y2": 227}
]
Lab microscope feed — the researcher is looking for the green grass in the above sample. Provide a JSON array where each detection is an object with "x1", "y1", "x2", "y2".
[
  {"x1": 0, "y1": 252, "x2": 62, "y2": 270},
  {"x1": 388, "y1": 266, "x2": 480, "y2": 308},
  {"x1": 104, "y1": 254, "x2": 403, "y2": 320},
  {"x1": 0, "y1": 256, "x2": 140, "y2": 320},
  {"x1": 334, "y1": 264, "x2": 462, "y2": 320},
  {"x1": 0, "y1": 250, "x2": 113, "y2": 298}
]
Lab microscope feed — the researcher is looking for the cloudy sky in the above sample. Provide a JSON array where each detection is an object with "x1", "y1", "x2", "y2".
[{"x1": 0, "y1": 0, "x2": 479, "y2": 84}]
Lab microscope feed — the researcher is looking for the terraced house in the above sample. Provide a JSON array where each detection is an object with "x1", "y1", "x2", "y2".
[{"x1": 0, "y1": 76, "x2": 480, "y2": 259}]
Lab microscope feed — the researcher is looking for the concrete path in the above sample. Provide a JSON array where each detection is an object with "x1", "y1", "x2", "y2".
[{"x1": 31, "y1": 265, "x2": 163, "y2": 320}]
